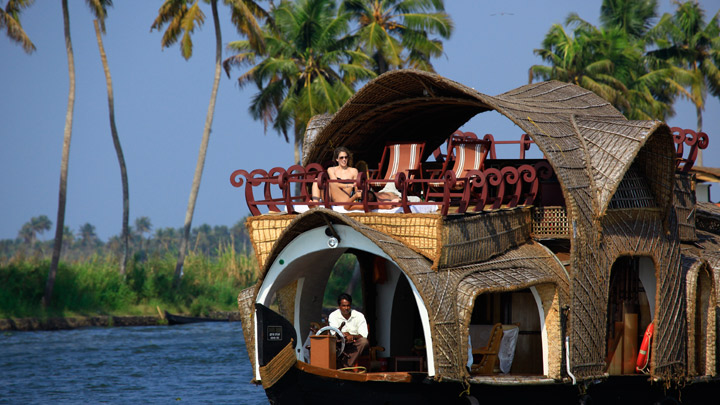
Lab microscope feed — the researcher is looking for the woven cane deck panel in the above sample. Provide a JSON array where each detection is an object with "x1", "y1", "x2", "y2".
[
  {"x1": 247, "y1": 213, "x2": 442, "y2": 270},
  {"x1": 437, "y1": 208, "x2": 532, "y2": 269},
  {"x1": 348, "y1": 212, "x2": 442, "y2": 262},
  {"x1": 248, "y1": 210, "x2": 536, "y2": 272},
  {"x1": 532, "y1": 206, "x2": 569, "y2": 239}
]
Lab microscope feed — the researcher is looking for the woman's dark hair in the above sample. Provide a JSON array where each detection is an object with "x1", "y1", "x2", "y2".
[
  {"x1": 337, "y1": 293, "x2": 352, "y2": 305},
  {"x1": 333, "y1": 146, "x2": 352, "y2": 166}
]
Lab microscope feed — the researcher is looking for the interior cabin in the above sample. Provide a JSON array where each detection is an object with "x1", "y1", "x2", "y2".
[{"x1": 233, "y1": 70, "x2": 720, "y2": 395}]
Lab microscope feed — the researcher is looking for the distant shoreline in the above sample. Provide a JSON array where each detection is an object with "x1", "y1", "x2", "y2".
[{"x1": 1, "y1": 311, "x2": 242, "y2": 331}]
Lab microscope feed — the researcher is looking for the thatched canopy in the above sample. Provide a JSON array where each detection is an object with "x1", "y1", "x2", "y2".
[
  {"x1": 302, "y1": 70, "x2": 677, "y2": 222},
  {"x1": 692, "y1": 166, "x2": 720, "y2": 183}
]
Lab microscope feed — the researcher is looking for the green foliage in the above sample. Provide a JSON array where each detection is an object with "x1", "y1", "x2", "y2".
[
  {"x1": 0, "y1": 259, "x2": 46, "y2": 316},
  {"x1": 340, "y1": 0, "x2": 454, "y2": 74},
  {"x1": 225, "y1": 0, "x2": 376, "y2": 161},
  {"x1": 322, "y1": 253, "x2": 363, "y2": 309},
  {"x1": 0, "y1": 249, "x2": 259, "y2": 318},
  {"x1": 529, "y1": 0, "x2": 679, "y2": 121}
]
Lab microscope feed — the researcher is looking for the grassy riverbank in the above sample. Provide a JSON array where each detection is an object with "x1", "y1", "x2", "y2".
[{"x1": 0, "y1": 247, "x2": 258, "y2": 319}]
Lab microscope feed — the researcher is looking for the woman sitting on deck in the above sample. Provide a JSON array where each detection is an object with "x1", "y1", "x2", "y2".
[{"x1": 312, "y1": 146, "x2": 364, "y2": 204}]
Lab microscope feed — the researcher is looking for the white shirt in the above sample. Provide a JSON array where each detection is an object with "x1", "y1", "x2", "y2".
[{"x1": 328, "y1": 308, "x2": 368, "y2": 338}]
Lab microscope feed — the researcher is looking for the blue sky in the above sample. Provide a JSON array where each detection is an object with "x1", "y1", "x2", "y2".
[{"x1": 1, "y1": 0, "x2": 718, "y2": 242}]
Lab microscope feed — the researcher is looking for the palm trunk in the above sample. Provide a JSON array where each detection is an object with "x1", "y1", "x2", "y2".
[
  {"x1": 293, "y1": 122, "x2": 304, "y2": 194},
  {"x1": 173, "y1": 0, "x2": 222, "y2": 288},
  {"x1": 94, "y1": 20, "x2": 130, "y2": 276},
  {"x1": 44, "y1": 0, "x2": 74, "y2": 307}
]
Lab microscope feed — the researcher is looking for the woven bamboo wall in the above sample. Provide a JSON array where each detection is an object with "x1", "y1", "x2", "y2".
[
  {"x1": 683, "y1": 258, "x2": 718, "y2": 376},
  {"x1": 685, "y1": 262, "x2": 701, "y2": 376},
  {"x1": 681, "y1": 231, "x2": 720, "y2": 376},
  {"x1": 607, "y1": 165, "x2": 657, "y2": 210},
  {"x1": 238, "y1": 285, "x2": 258, "y2": 380},
  {"x1": 437, "y1": 208, "x2": 532, "y2": 269},
  {"x1": 536, "y1": 283, "x2": 563, "y2": 379},
  {"x1": 674, "y1": 173, "x2": 697, "y2": 241},
  {"x1": 276, "y1": 281, "x2": 297, "y2": 323}
]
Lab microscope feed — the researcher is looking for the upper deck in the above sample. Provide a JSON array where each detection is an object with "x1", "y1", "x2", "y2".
[{"x1": 232, "y1": 124, "x2": 707, "y2": 252}]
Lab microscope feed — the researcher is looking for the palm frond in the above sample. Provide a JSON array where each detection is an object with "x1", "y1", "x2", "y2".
[
  {"x1": 1, "y1": 0, "x2": 35, "y2": 53},
  {"x1": 179, "y1": 1, "x2": 205, "y2": 59}
]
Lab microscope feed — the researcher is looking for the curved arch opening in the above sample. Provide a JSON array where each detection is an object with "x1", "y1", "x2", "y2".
[
  {"x1": 467, "y1": 286, "x2": 550, "y2": 376},
  {"x1": 605, "y1": 256, "x2": 656, "y2": 375},
  {"x1": 692, "y1": 265, "x2": 715, "y2": 376},
  {"x1": 253, "y1": 225, "x2": 434, "y2": 379}
]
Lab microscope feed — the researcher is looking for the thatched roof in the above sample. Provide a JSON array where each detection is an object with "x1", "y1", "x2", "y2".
[
  {"x1": 302, "y1": 69, "x2": 677, "y2": 224},
  {"x1": 696, "y1": 202, "x2": 720, "y2": 236},
  {"x1": 691, "y1": 166, "x2": 720, "y2": 183}
]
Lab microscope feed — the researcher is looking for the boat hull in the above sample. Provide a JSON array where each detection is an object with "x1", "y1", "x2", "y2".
[
  {"x1": 262, "y1": 365, "x2": 720, "y2": 405},
  {"x1": 263, "y1": 365, "x2": 580, "y2": 405}
]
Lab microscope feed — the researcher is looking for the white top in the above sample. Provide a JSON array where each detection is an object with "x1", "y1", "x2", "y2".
[{"x1": 328, "y1": 308, "x2": 368, "y2": 338}]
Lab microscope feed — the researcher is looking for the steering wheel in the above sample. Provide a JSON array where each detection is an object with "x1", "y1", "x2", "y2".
[{"x1": 315, "y1": 325, "x2": 346, "y2": 355}]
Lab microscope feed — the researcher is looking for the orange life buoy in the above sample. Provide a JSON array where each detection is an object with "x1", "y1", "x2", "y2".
[{"x1": 636, "y1": 322, "x2": 653, "y2": 373}]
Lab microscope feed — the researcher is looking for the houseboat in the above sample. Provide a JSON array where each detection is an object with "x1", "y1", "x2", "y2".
[{"x1": 231, "y1": 70, "x2": 719, "y2": 404}]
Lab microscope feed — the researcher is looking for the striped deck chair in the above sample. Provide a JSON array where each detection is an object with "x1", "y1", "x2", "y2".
[
  {"x1": 425, "y1": 132, "x2": 491, "y2": 211},
  {"x1": 370, "y1": 141, "x2": 425, "y2": 188},
  {"x1": 428, "y1": 132, "x2": 491, "y2": 187}
]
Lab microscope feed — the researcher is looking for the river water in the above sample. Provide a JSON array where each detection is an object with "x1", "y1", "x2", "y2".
[{"x1": 1, "y1": 322, "x2": 269, "y2": 404}]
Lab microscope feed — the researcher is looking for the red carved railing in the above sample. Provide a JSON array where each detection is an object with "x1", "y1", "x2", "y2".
[
  {"x1": 230, "y1": 162, "x2": 552, "y2": 217},
  {"x1": 483, "y1": 133, "x2": 535, "y2": 159},
  {"x1": 672, "y1": 127, "x2": 709, "y2": 172}
]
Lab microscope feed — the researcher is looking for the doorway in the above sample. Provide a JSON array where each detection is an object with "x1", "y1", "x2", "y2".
[
  {"x1": 469, "y1": 289, "x2": 544, "y2": 374},
  {"x1": 605, "y1": 256, "x2": 656, "y2": 375}
]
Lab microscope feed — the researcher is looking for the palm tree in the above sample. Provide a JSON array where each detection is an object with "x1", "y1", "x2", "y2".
[
  {"x1": 530, "y1": 20, "x2": 632, "y2": 108},
  {"x1": 152, "y1": 0, "x2": 269, "y2": 288},
  {"x1": 88, "y1": 0, "x2": 130, "y2": 276},
  {"x1": 530, "y1": 8, "x2": 675, "y2": 121},
  {"x1": 596, "y1": 0, "x2": 679, "y2": 120},
  {"x1": 1, "y1": 0, "x2": 35, "y2": 53},
  {"x1": 18, "y1": 223, "x2": 34, "y2": 245},
  {"x1": 649, "y1": 1, "x2": 719, "y2": 145},
  {"x1": 44, "y1": 0, "x2": 75, "y2": 307},
  {"x1": 134, "y1": 216, "x2": 152, "y2": 251},
  {"x1": 61, "y1": 225, "x2": 74, "y2": 248},
  {"x1": 340, "y1": 0, "x2": 453, "y2": 74},
  {"x1": 600, "y1": 0, "x2": 658, "y2": 39},
  {"x1": 78, "y1": 223, "x2": 98, "y2": 248},
  {"x1": 224, "y1": 0, "x2": 376, "y2": 163},
  {"x1": 31, "y1": 215, "x2": 52, "y2": 240}
]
